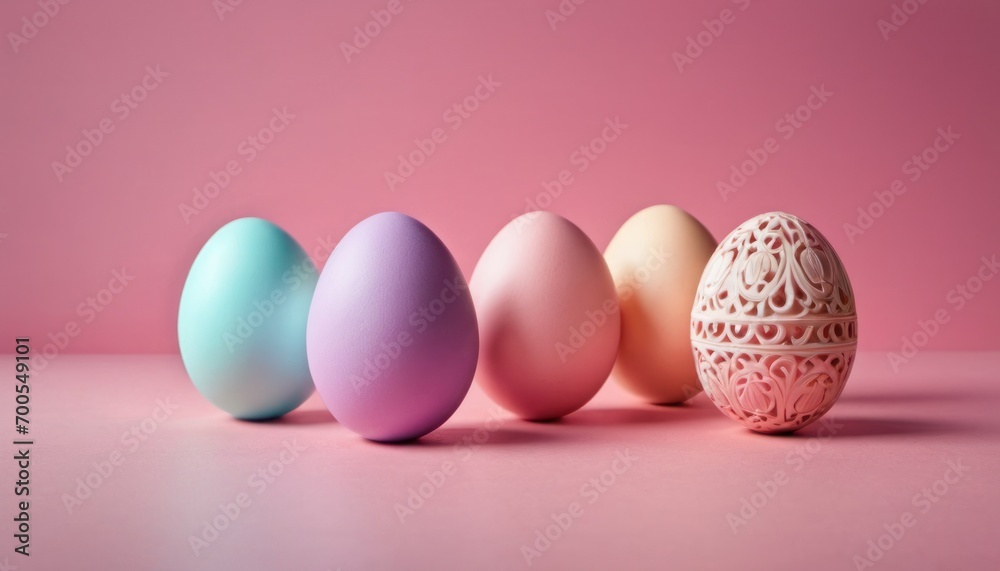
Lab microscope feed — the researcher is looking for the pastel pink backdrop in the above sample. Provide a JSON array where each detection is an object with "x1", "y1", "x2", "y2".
[{"x1": 2, "y1": 0, "x2": 998, "y2": 354}]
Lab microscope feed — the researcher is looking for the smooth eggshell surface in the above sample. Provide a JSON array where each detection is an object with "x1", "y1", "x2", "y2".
[
  {"x1": 178, "y1": 217, "x2": 317, "y2": 420},
  {"x1": 471, "y1": 212, "x2": 620, "y2": 420},
  {"x1": 604, "y1": 205, "x2": 717, "y2": 404},
  {"x1": 306, "y1": 212, "x2": 478, "y2": 442}
]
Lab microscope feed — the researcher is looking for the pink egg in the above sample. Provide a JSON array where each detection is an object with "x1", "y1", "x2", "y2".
[
  {"x1": 691, "y1": 212, "x2": 858, "y2": 434},
  {"x1": 472, "y1": 212, "x2": 620, "y2": 420}
]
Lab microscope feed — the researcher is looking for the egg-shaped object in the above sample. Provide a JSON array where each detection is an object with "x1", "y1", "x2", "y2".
[
  {"x1": 472, "y1": 211, "x2": 620, "y2": 420},
  {"x1": 306, "y1": 212, "x2": 478, "y2": 442},
  {"x1": 178, "y1": 217, "x2": 317, "y2": 420},
  {"x1": 690, "y1": 212, "x2": 858, "y2": 433},
  {"x1": 604, "y1": 205, "x2": 717, "y2": 404}
]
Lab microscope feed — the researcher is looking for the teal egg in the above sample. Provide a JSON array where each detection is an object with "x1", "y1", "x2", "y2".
[{"x1": 178, "y1": 218, "x2": 317, "y2": 419}]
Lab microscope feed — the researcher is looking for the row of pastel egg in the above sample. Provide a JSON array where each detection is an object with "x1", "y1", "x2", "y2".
[{"x1": 178, "y1": 207, "x2": 857, "y2": 441}]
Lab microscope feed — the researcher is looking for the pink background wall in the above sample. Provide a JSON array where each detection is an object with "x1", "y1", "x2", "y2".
[{"x1": 2, "y1": 0, "x2": 998, "y2": 355}]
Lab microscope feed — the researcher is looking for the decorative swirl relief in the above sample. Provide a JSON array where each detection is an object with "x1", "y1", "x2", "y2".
[
  {"x1": 692, "y1": 347, "x2": 855, "y2": 433},
  {"x1": 694, "y1": 212, "x2": 856, "y2": 320},
  {"x1": 691, "y1": 212, "x2": 858, "y2": 433}
]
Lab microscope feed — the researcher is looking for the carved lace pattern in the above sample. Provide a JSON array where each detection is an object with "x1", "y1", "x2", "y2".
[{"x1": 691, "y1": 212, "x2": 858, "y2": 433}]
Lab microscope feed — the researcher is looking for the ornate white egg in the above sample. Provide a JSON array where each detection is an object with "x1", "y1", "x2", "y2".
[{"x1": 690, "y1": 212, "x2": 858, "y2": 433}]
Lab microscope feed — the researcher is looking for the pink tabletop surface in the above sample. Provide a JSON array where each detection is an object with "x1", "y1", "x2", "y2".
[{"x1": 4, "y1": 351, "x2": 999, "y2": 571}]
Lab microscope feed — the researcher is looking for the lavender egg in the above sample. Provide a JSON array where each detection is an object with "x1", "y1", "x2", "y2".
[{"x1": 306, "y1": 212, "x2": 478, "y2": 442}]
